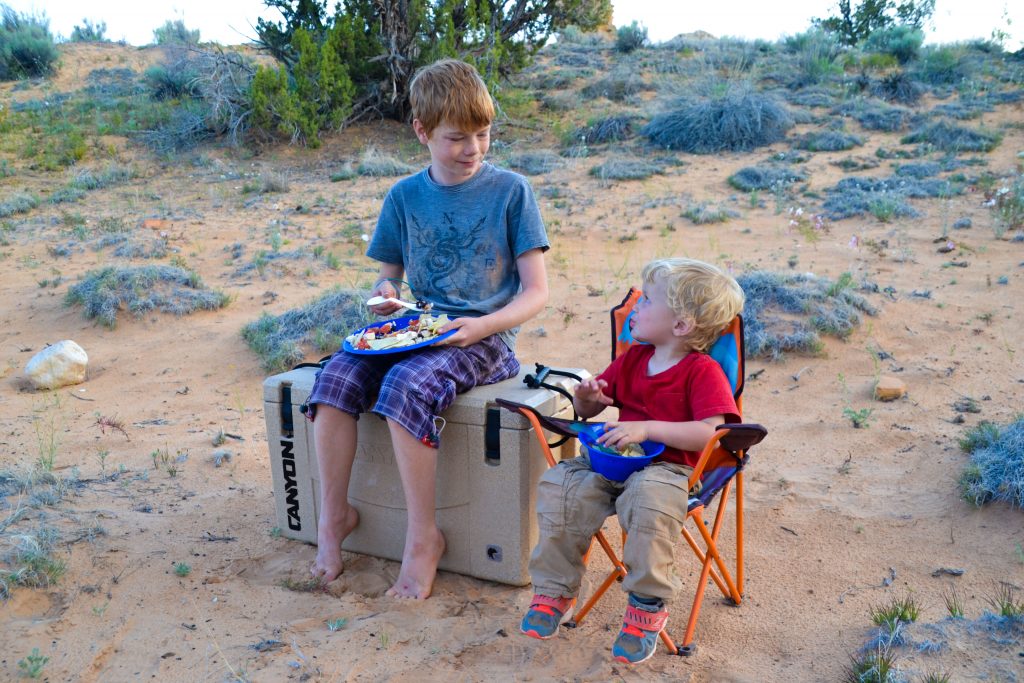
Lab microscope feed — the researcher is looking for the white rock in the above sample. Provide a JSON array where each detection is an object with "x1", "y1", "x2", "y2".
[{"x1": 25, "y1": 341, "x2": 89, "y2": 390}]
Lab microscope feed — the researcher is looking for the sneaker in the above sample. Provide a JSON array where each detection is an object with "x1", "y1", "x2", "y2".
[
  {"x1": 520, "y1": 594, "x2": 575, "y2": 640},
  {"x1": 611, "y1": 595, "x2": 668, "y2": 665}
]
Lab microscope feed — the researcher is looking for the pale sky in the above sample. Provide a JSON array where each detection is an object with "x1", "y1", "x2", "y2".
[{"x1": 6, "y1": 0, "x2": 1023, "y2": 50}]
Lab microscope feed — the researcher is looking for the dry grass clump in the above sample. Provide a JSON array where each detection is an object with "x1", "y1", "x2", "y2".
[
  {"x1": 581, "y1": 71, "x2": 647, "y2": 102},
  {"x1": 65, "y1": 265, "x2": 231, "y2": 328},
  {"x1": 793, "y1": 129, "x2": 864, "y2": 152},
  {"x1": 0, "y1": 192, "x2": 39, "y2": 218},
  {"x1": 242, "y1": 287, "x2": 375, "y2": 371},
  {"x1": 574, "y1": 116, "x2": 636, "y2": 145},
  {"x1": 357, "y1": 148, "x2": 415, "y2": 177},
  {"x1": 506, "y1": 150, "x2": 562, "y2": 175},
  {"x1": 682, "y1": 202, "x2": 737, "y2": 224},
  {"x1": 643, "y1": 83, "x2": 793, "y2": 154},
  {"x1": 958, "y1": 416, "x2": 1024, "y2": 508},
  {"x1": 728, "y1": 165, "x2": 807, "y2": 192},
  {"x1": 589, "y1": 157, "x2": 663, "y2": 182},
  {"x1": 833, "y1": 99, "x2": 914, "y2": 132},
  {"x1": 738, "y1": 271, "x2": 877, "y2": 359},
  {"x1": 901, "y1": 120, "x2": 1002, "y2": 153}
]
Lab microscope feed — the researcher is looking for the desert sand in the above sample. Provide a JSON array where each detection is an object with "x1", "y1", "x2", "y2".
[{"x1": 2, "y1": 42, "x2": 1023, "y2": 682}]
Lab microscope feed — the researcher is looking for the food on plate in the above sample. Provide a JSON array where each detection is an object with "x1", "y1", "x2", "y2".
[
  {"x1": 346, "y1": 313, "x2": 451, "y2": 351},
  {"x1": 587, "y1": 441, "x2": 646, "y2": 457}
]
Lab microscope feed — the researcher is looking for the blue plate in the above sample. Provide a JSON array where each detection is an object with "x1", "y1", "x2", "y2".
[{"x1": 343, "y1": 315, "x2": 457, "y2": 355}]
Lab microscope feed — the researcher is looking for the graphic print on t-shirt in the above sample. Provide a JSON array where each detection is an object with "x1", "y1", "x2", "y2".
[{"x1": 410, "y1": 212, "x2": 492, "y2": 301}]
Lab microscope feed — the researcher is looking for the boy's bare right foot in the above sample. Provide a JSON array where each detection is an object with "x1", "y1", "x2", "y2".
[
  {"x1": 311, "y1": 505, "x2": 359, "y2": 582},
  {"x1": 385, "y1": 526, "x2": 446, "y2": 600}
]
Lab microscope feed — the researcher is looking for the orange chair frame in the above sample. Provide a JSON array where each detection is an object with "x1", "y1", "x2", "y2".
[{"x1": 504, "y1": 288, "x2": 766, "y2": 656}]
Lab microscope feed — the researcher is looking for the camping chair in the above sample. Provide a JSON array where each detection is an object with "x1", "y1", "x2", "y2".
[{"x1": 497, "y1": 287, "x2": 767, "y2": 656}]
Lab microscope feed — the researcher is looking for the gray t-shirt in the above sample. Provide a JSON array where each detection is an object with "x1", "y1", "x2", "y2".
[{"x1": 367, "y1": 162, "x2": 549, "y2": 351}]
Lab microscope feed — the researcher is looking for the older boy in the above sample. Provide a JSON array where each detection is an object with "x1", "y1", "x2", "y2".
[
  {"x1": 521, "y1": 258, "x2": 744, "y2": 664},
  {"x1": 306, "y1": 59, "x2": 549, "y2": 599}
]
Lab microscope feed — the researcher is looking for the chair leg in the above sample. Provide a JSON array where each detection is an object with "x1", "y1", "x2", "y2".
[
  {"x1": 681, "y1": 526, "x2": 731, "y2": 598},
  {"x1": 568, "y1": 530, "x2": 626, "y2": 627},
  {"x1": 736, "y1": 471, "x2": 744, "y2": 596}
]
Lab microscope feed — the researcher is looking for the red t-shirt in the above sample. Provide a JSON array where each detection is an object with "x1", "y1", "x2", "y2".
[{"x1": 597, "y1": 345, "x2": 739, "y2": 467}]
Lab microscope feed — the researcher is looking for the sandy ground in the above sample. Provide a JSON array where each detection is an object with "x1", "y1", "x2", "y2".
[{"x1": 1, "y1": 43, "x2": 1023, "y2": 682}]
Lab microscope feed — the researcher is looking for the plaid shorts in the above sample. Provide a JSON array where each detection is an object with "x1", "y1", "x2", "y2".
[{"x1": 305, "y1": 334, "x2": 519, "y2": 447}]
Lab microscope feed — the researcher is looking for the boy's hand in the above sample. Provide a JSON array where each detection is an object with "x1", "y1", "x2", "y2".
[
  {"x1": 436, "y1": 316, "x2": 492, "y2": 348},
  {"x1": 369, "y1": 280, "x2": 402, "y2": 316},
  {"x1": 598, "y1": 421, "x2": 649, "y2": 449},
  {"x1": 574, "y1": 379, "x2": 613, "y2": 406}
]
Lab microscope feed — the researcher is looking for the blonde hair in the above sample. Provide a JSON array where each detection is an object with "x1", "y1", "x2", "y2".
[
  {"x1": 409, "y1": 59, "x2": 495, "y2": 137},
  {"x1": 641, "y1": 258, "x2": 745, "y2": 353}
]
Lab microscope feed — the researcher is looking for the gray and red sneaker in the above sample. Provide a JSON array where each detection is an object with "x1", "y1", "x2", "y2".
[{"x1": 520, "y1": 594, "x2": 576, "y2": 640}]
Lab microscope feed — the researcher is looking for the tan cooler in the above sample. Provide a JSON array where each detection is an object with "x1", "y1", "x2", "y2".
[{"x1": 263, "y1": 365, "x2": 584, "y2": 586}]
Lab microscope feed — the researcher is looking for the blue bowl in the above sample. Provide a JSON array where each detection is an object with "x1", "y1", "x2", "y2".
[{"x1": 578, "y1": 425, "x2": 665, "y2": 482}]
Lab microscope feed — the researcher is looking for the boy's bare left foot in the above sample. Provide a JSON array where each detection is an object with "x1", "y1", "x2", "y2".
[
  {"x1": 385, "y1": 527, "x2": 446, "y2": 600},
  {"x1": 311, "y1": 505, "x2": 359, "y2": 582}
]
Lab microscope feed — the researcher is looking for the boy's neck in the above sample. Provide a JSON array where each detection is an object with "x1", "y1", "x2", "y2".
[{"x1": 648, "y1": 339, "x2": 696, "y2": 371}]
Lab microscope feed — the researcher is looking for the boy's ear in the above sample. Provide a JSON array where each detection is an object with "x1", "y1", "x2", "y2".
[
  {"x1": 412, "y1": 119, "x2": 430, "y2": 144},
  {"x1": 673, "y1": 318, "x2": 694, "y2": 337}
]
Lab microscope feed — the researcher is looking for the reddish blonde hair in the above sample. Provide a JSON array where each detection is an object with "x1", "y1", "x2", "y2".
[{"x1": 409, "y1": 59, "x2": 494, "y2": 137}]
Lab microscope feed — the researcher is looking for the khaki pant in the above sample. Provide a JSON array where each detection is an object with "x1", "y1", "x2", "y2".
[{"x1": 528, "y1": 454, "x2": 698, "y2": 602}]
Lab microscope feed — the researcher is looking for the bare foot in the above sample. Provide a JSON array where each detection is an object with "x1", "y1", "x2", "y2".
[
  {"x1": 311, "y1": 505, "x2": 359, "y2": 582},
  {"x1": 385, "y1": 527, "x2": 446, "y2": 600}
]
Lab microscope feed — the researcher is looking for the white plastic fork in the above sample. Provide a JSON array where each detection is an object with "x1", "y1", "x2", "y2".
[{"x1": 366, "y1": 295, "x2": 427, "y2": 312}]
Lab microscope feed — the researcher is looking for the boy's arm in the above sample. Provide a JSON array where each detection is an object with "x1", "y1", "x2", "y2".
[
  {"x1": 598, "y1": 415, "x2": 725, "y2": 453},
  {"x1": 368, "y1": 262, "x2": 406, "y2": 316},
  {"x1": 442, "y1": 247, "x2": 548, "y2": 347}
]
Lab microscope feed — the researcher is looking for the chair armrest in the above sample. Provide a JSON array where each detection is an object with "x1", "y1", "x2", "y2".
[
  {"x1": 687, "y1": 424, "x2": 767, "y2": 491},
  {"x1": 715, "y1": 423, "x2": 767, "y2": 453}
]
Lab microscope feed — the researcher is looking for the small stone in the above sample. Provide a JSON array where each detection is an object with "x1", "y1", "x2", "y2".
[
  {"x1": 25, "y1": 340, "x2": 88, "y2": 389},
  {"x1": 211, "y1": 450, "x2": 232, "y2": 467},
  {"x1": 874, "y1": 376, "x2": 906, "y2": 402},
  {"x1": 952, "y1": 217, "x2": 972, "y2": 230}
]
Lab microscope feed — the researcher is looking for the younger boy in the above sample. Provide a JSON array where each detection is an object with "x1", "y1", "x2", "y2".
[
  {"x1": 520, "y1": 258, "x2": 744, "y2": 664},
  {"x1": 305, "y1": 59, "x2": 549, "y2": 600}
]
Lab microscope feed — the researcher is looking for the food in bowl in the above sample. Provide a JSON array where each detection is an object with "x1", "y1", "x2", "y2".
[{"x1": 585, "y1": 441, "x2": 646, "y2": 457}]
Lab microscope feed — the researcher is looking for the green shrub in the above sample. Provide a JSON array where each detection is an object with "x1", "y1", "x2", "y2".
[
  {"x1": 864, "y1": 25, "x2": 923, "y2": 64},
  {"x1": 69, "y1": 18, "x2": 108, "y2": 42},
  {"x1": 0, "y1": 5, "x2": 58, "y2": 80},
  {"x1": 152, "y1": 19, "x2": 199, "y2": 46},
  {"x1": 913, "y1": 45, "x2": 971, "y2": 85},
  {"x1": 248, "y1": 26, "x2": 355, "y2": 147},
  {"x1": 615, "y1": 21, "x2": 647, "y2": 53}
]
